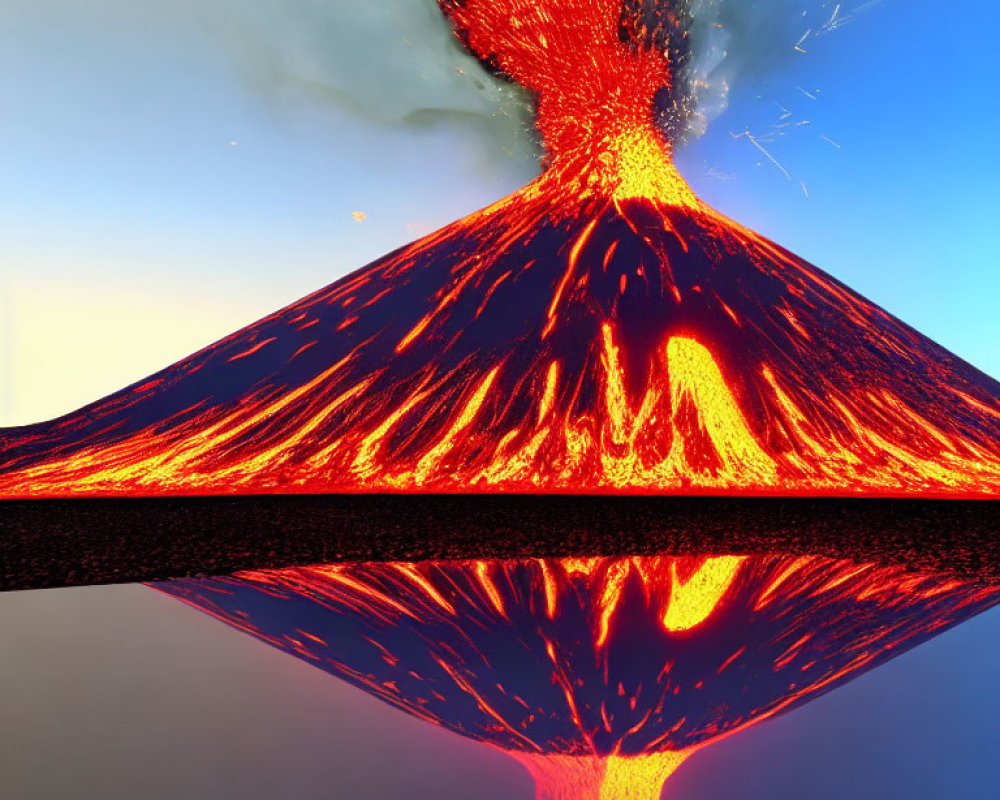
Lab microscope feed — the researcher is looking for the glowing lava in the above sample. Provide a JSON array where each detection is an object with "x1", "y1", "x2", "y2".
[
  {"x1": 157, "y1": 553, "x2": 1000, "y2": 799},
  {"x1": 5, "y1": 3, "x2": 999, "y2": 797},
  {"x1": 2, "y1": 0, "x2": 999, "y2": 498}
]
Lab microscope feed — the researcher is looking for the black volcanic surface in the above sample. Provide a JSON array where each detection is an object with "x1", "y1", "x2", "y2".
[{"x1": 2, "y1": 494, "x2": 999, "y2": 591}]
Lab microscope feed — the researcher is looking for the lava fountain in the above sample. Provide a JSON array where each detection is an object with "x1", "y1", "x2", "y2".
[
  {"x1": 2, "y1": 0, "x2": 999, "y2": 497},
  {"x1": 158, "y1": 554, "x2": 1000, "y2": 799}
]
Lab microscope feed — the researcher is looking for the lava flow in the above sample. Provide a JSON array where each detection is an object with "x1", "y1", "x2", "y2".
[
  {"x1": 158, "y1": 553, "x2": 1000, "y2": 800},
  {"x1": 2, "y1": 0, "x2": 999, "y2": 498},
  {"x1": 5, "y1": 3, "x2": 1000, "y2": 796}
]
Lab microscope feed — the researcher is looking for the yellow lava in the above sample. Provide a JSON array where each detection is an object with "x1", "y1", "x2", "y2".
[{"x1": 513, "y1": 751, "x2": 690, "y2": 800}]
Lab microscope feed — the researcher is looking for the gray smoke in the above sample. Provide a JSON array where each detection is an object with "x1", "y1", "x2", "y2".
[
  {"x1": 194, "y1": 0, "x2": 540, "y2": 167},
  {"x1": 197, "y1": 0, "x2": 887, "y2": 158}
]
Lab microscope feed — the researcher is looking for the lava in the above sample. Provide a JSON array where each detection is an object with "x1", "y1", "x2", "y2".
[
  {"x1": 1, "y1": 0, "x2": 999, "y2": 498},
  {"x1": 4, "y1": 3, "x2": 999, "y2": 797},
  {"x1": 157, "y1": 553, "x2": 1000, "y2": 799}
]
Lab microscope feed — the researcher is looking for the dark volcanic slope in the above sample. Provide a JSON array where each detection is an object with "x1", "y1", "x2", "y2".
[
  {"x1": 2, "y1": 192, "x2": 1000, "y2": 499},
  {"x1": 2, "y1": 0, "x2": 998, "y2": 503}
]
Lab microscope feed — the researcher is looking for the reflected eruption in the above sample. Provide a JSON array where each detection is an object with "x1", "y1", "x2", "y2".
[{"x1": 159, "y1": 554, "x2": 1000, "y2": 799}]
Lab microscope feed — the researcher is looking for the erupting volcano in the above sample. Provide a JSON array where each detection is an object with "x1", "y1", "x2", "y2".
[
  {"x1": 2, "y1": 0, "x2": 1000, "y2": 498},
  {"x1": 159, "y1": 553, "x2": 1000, "y2": 800},
  {"x1": 4, "y1": 1, "x2": 999, "y2": 797}
]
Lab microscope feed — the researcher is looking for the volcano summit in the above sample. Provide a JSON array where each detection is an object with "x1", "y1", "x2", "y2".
[{"x1": 2, "y1": 0, "x2": 999, "y2": 499}]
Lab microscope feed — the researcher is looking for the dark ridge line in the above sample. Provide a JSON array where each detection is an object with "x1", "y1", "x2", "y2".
[{"x1": 1, "y1": 494, "x2": 999, "y2": 591}]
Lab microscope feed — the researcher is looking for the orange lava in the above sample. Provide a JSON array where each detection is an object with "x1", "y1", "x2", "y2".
[
  {"x1": 512, "y1": 751, "x2": 690, "y2": 800},
  {"x1": 441, "y1": 0, "x2": 696, "y2": 205}
]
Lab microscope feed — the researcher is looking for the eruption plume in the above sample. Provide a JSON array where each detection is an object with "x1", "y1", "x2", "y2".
[{"x1": 194, "y1": 0, "x2": 881, "y2": 153}]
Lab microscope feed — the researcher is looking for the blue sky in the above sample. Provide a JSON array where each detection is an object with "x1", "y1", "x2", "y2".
[{"x1": 2, "y1": 0, "x2": 999, "y2": 424}]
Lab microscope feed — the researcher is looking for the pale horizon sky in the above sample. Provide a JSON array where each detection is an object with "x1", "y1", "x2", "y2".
[{"x1": 3, "y1": 0, "x2": 999, "y2": 426}]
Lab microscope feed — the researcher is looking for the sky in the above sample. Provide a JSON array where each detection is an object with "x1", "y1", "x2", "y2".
[
  {"x1": 1, "y1": 0, "x2": 999, "y2": 798},
  {"x1": 2, "y1": 0, "x2": 999, "y2": 426}
]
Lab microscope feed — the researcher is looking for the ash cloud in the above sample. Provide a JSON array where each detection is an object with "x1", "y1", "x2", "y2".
[
  {"x1": 198, "y1": 0, "x2": 886, "y2": 158},
  {"x1": 194, "y1": 0, "x2": 540, "y2": 168}
]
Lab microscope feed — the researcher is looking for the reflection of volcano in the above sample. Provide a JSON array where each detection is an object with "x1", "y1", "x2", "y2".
[
  {"x1": 159, "y1": 554, "x2": 1000, "y2": 799},
  {"x1": 2, "y1": 0, "x2": 999, "y2": 498}
]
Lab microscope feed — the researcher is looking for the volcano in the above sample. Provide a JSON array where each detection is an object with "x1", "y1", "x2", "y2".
[
  {"x1": 158, "y1": 552, "x2": 1000, "y2": 800},
  {"x1": 2, "y1": 0, "x2": 999, "y2": 499},
  {"x1": 4, "y1": 2, "x2": 1000, "y2": 798}
]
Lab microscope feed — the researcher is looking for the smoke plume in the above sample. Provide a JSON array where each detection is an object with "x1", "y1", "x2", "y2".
[{"x1": 198, "y1": 0, "x2": 887, "y2": 158}]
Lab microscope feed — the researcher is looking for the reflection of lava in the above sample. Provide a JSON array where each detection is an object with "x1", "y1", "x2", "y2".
[
  {"x1": 158, "y1": 554, "x2": 1000, "y2": 799},
  {"x1": 2, "y1": 0, "x2": 1000, "y2": 498}
]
